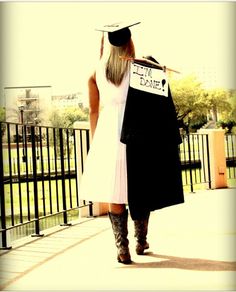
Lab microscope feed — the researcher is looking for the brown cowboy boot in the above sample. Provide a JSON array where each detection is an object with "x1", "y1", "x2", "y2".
[
  {"x1": 134, "y1": 212, "x2": 150, "y2": 255},
  {"x1": 108, "y1": 209, "x2": 132, "y2": 264}
]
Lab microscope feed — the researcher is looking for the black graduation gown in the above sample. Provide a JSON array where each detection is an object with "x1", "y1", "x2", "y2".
[{"x1": 121, "y1": 65, "x2": 184, "y2": 220}]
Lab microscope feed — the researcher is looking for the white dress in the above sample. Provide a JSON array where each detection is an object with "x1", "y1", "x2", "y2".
[{"x1": 79, "y1": 57, "x2": 130, "y2": 204}]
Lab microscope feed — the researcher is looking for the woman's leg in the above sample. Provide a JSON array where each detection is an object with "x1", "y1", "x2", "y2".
[
  {"x1": 108, "y1": 203, "x2": 131, "y2": 264},
  {"x1": 109, "y1": 203, "x2": 126, "y2": 214},
  {"x1": 133, "y1": 211, "x2": 150, "y2": 255}
]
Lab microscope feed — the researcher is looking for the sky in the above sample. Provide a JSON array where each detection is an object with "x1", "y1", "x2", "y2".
[{"x1": 0, "y1": 1, "x2": 236, "y2": 102}]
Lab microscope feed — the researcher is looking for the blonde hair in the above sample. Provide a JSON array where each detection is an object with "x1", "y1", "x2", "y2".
[{"x1": 105, "y1": 39, "x2": 135, "y2": 86}]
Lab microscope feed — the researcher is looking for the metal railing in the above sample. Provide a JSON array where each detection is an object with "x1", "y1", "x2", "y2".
[
  {"x1": 225, "y1": 133, "x2": 236, "y2": 180},
  {"x1": 179, "y1": 133, "x2": 211, "y2": 192},
  {"x1": 0, "y1": 122, "x2": 92, "y2": 249}
]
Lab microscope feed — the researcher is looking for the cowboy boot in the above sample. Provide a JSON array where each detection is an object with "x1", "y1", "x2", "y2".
[
  {"x1": 134, "y1": 212, "x2": 150, "y2": 255},
  {"x1": 108, "y1": 209, "x2": 132, "y2": 264}
]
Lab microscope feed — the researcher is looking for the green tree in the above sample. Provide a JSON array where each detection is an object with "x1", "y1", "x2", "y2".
[
  {"x1": 170, "y1": 74, "x2": 206, "y2": 131},
  {"x1": 216, "y1": 90, "x2": 236, "y2": 133},
  {"x1": 170, "y1": 74, "x2": 234, "y2": 133},
  {"x1": 48, "y1": 106, "x2": 89, "y2": 157},
  {"x1": 49, "y1": 106, "x2": 88, "y2": 128},
  {"x1": 0, "y1": 107, "x2": 6, "y2": 122},
  {"x1": 203, "y1": 88, "x2": 231, "y2": 122},
  {"x1": 0, "y1": 107, "x2": 6, "y2": 137}
]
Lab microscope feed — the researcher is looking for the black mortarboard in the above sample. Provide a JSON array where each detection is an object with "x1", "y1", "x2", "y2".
[{"x1": 96, "y1": 21, "x2": 140, "y2": 47}]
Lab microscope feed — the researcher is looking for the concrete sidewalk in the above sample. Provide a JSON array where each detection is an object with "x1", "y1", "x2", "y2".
[{"x1": 1, "y1": 188, "x2": 236, "y2": 290}]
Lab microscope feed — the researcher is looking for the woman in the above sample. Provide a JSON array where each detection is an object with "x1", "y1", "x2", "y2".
[
  {"x1": 79, "y1": 23, "x2": 148, "y2": 264},
  {"x1": 80, "y1": 22, "x2": 184, "y2": 265}
]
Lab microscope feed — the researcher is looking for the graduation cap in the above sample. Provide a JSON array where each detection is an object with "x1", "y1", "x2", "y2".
[{"x1": 96, "y1": 21, "x2": 140, "y2": 47}]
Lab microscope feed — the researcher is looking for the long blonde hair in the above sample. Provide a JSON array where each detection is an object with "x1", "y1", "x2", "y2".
[{"x1": 105, "y1": 39, "x2": 135, "y2": 86}]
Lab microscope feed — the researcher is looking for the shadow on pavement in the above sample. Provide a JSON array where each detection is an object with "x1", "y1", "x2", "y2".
[{"x1": 118, "y1": 252, "x2": 236, "y2": 271}]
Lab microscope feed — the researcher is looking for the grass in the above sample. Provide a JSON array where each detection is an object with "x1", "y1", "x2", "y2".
[
  {"x1": 3, "y1": 179, "x2": 79, "y2": 224},
  {"x1": 2, "y1": 144, "x2": 76, "y2": 176}
]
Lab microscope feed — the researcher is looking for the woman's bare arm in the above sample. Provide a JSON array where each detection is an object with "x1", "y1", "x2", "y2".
[{"x1": 88, "y1": 72, "x2": 100, "y2": 138}]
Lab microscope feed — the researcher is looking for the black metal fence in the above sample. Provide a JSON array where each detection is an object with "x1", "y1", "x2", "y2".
[
  {"x1": 225, "y1": 133, "x2": 236, "y2": 180},
  {"x1": 0, "y1": 122, "x2": 92, "y2": 249},
  {"x1": 179, "y1": 133, "x2": 211, "y2": 192},
  {"x1": 0, "y1": 122, "x2": 235, "y2": 249}
]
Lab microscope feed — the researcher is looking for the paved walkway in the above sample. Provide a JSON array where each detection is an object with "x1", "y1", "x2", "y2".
[{"x1": 0, "y1": 188, "x2": 236, "y2": 291}]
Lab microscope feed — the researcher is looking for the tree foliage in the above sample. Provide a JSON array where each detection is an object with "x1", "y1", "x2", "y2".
[
  {"x1": 216, "y1": 90, "x2": 236, "y2": 133},
  {"x1": 218, "y1": 90, "x2": 236, "y2": 121},
  {"x1": 170, "y1": 74, "x2": 234, "y2": 132},
  {"x1": 49, "y1": 106, "x2": 89, "y2": 128},
  {"x1": 0, "y1": 107, "x2": 6, "y2": 122},
  {"x1": 170, "y1": 75, "x2": 206, "y2": 130},
  {"x1": 203, "y1": 88, "x2": 231, "y2": 122}
]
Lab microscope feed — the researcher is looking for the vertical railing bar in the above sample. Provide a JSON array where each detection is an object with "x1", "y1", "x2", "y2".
[
  {"x1": 179, "y1": 142, "x2": 184, "y2": 185},
  {"x1": 39, "y1": 126, "x2": 46, "y2": 216},
  {"x1": 0, "y1": 122, "x2": 12, "y2": 249},
  {"x1": 30, "y1": 126, "x2": 43, "y2": 237},
  {"x1": 59, "y1": 128, "x2": 70, "y2": 226},
  {"x1": 46, "y1": 127, "x2": 52, "y2": 214},
  {"x1": 230, "y1": 134, "x2": 236, "y2": 177},
  {"x1": 15, "y1": 124, "x2": 23, "y2": 224},
  {"x1": 206, "y1": 134, "x2": 212, "y2": 189},
  {"x1": 73, "y1": 129, "x2": 79, "y2": 207},
  {"x1": 24, "y1": 125, "x2": 31, "y2": 223},
  {"x1": 86, "y1": 128, "x2": 90, "y2": 153},
  {"x1": 182, "y1": 135, "x2": 188, "y2": 185},
  {"x1": 19, "y1": 125, "x2": 26, "y2": 223},
  {"x1": 53, "y1": 128, "x2": 59, "y2": 212},
  {"x1": 85, "y1": 129, "x2": 93, "y2": 217},
  {"x1": 7, "y1": 124, "x2": 15, "y2": 226},
  {"x1": 192, "y1": 134, "x2": 197, "y2": 184},
  {"x1": 196, "y1": 134, "x2": 202, "y2": 183},
  {"x1": 185, "y1": 135, "x2": 189, "y2": 185},
  {"x1": 225, "y1": 134, "x2": 230, "y2": 157},
  {"x1": 187, "y1": 133, "x2": 194, "y2": 192},
  {"x1": 17, "y1": 125, "x2": 27, "y2": 223},
  {"x1": 66, "y1": 128, "x2": 72, "y2": 208},
  {"x1": 229, "y1": 134, "x2": 233, "y2": 178},
  {"x1": 225, "y1": 134, "x2": 231, "y2": 179},
  {"x1": 233, "y1": 135, "x2": 236, "y2": 177},
  {"x1": 79, "y1": 130, "x2": 84, "y2": 173},
  {"x1": 201, "y1": 134, "x2": 207, "y2": 183},
  {"x1": 179, "y1": 138, "x2": 183, "y2": 183}
]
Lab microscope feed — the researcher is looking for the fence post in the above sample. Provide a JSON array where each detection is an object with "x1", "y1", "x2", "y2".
[
  {"x1": 0, "y1": 123, "x2": 12, "y2": 249},
  {"x1": 186, "y1": 132, "x2": 194, "y2": 192},
  {"x1": 31, "y1": 126, "x2": 44, "y2": 238},
  {"x1": 59, "y1": 128, "x2": 71, "y2": 226},
  {"x1": 198, "y1": 129, "x2": 227, "y2": 189}
]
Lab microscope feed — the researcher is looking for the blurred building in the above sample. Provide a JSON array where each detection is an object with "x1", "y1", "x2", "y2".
[
  {"x1": 4, "y1": 86, "x2": 88, "y2": 126},
  {"x1": 51, "y1": 92, "x2": 87, "y2": 109},
  {"x1": 4, "y1": 85, "x2": 52, "y2": 125}
]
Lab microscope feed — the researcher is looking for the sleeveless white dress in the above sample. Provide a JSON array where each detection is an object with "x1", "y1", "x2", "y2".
[{"x1": 79, "y1": 57, "x2": 130, "y2": 204}]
